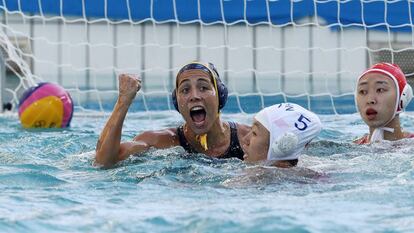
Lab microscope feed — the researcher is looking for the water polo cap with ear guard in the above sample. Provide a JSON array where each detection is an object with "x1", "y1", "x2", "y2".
[
  {"x1": 356, "y1": 63, "x2": 413, "y2": 142},
  {"x1": 171, "y1": 61, "x2": 228, "y2": 113},
  {"x1": 254, "y1": 103, "x2": 322, "y2": 161}
]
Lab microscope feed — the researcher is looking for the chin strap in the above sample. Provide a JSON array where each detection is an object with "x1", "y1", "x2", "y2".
[
  {"x1": 195, "y1": 114, "x2": 222, "y2": 151},
  {"x1": 370, "y1": 127, "x2": 395, "y2": 143},
  {"x1": 196, "y1": 134, "x2": 208, "y2": 151}
]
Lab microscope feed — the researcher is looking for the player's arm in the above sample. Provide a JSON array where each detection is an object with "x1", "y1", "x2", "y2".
[
  {"x1": 96, "y1": 128, "x2": 179, "y2": 168},
  {"x1": 95, "y1": 74, "x2": 141, "y2": 168}
]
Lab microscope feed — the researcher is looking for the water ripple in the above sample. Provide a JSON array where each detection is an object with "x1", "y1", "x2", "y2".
[{"x1": 1, "y1": 114, "x2": 414, "y2": 232}]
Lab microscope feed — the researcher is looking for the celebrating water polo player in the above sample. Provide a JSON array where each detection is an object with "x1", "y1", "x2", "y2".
[
  {"x1": 242, "y1": 103, "x2": 322, "y2": 167},
  {"x1": 95, "y1": 61, "x2": 250, "y2": 167},
  {"x1": 354, "y1": 63, "x2": 414, "y2": 144}
]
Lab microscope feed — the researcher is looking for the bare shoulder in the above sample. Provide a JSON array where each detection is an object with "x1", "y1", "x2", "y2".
[
  {"x1": 234, "y1": 122, "x2": 251, "y2": 138},
  {"x1": 133, "y1": 127, "x2": 180, "y2": 149}
]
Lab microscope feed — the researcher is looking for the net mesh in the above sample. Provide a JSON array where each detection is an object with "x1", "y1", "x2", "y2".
[{"x1": 1, "y1": 0, "x2": 414, "y2": 115}]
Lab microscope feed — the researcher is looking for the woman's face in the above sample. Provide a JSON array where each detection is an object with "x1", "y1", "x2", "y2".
[
  {"x1": 242, "y1": 120, "x2": 270, "y2": 163},
  {"x1": 356, "y1": 72, "x2": 397, "y2": 128},
  {"x1": 176, "y1": 69, "x2": 219, "y2": 135}
]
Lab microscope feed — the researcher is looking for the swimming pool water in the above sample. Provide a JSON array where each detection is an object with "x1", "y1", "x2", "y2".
[{"x1": 1, "y1": 112, "x2": 414, "y2": 233}]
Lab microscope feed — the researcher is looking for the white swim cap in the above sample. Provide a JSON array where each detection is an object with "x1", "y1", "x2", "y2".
[{"x1": 254, "y1": 103, "x2": 322, "y2": 161}]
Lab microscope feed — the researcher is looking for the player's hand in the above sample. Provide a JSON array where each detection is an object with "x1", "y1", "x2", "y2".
[{"x1": 118, "y1": 74, "x2": 141, "y2": 103}]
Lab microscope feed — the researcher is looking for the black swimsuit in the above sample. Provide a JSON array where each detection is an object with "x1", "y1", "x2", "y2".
[{"x1": 176, "y1": 121, "x2": 244, "y2": 160}]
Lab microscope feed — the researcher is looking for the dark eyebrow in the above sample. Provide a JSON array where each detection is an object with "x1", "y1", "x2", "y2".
[
  {"x1": 376, "y1": 81, "x2": 390, "y2": 85},
  {"x1": 178, "y1": 79, "x2": 190, "y2": 87},
  {"x1": 358, "y1": 81, "x2": 368, "y2": 86},
  {"x1": 197, "y1": 78, "x2": 211, "y2": 84},
  {"x1": 358, "y1": 80, "x2": 390, "y2": 86}
]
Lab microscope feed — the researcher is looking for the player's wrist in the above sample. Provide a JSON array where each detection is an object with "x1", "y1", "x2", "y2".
[{"x1": 117, "y1": 95, "x2": 134, "y2": 106}]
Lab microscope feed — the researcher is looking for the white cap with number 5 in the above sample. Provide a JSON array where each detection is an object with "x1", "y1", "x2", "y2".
[{"x1": 254, "y1": 103, "x2": 322, "y2": 161}]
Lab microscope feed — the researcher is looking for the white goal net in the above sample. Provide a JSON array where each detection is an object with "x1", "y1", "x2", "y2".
[{"x1": 1, "y1": 0, "x2": 414, "y2": 115}]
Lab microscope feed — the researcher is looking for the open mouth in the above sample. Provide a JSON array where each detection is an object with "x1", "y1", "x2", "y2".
[
  {"x1": 190, "y1": 106, "x2": 206, "y2": 125},
  {"x1": 366, "y1": 108, "x2": 377, "y2": 120}
]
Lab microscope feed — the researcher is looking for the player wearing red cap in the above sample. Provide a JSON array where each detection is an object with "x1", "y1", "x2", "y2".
[{"x1": 354, "y1": 63, "x2": 413, "y2": 144}]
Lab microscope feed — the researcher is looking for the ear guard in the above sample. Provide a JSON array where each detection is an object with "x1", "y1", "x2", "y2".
[
  {"x1": 399, "y1": 84, "x2": 413, "y2": 111},
  {"x1": 171, "y1": 62, "x2": 228, "y2": 113},
  {"x1": 271, "y1": 132, "x2": 299, "y2": 159}
]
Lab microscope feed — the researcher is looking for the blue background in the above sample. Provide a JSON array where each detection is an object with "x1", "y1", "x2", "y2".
[{"x1": 1, "y1": 0, "x2": 413, "y2": 31}]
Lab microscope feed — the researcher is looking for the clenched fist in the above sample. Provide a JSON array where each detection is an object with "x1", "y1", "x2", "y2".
[{"x1": 118, "y1": 74, "x2": 141, "y2": 104}]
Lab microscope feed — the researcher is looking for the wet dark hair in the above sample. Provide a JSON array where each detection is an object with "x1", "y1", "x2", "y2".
[{"x1": 287, "y1": 159, "x2": 298, "y2": 167}]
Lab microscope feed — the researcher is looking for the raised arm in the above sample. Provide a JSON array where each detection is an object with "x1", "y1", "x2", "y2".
[
  {"x1": 95, "y1": 74, "x2": 143, "y2": 167},
  {"x1": 95, "y1": 74, "x2": 180, "y2": 168}
]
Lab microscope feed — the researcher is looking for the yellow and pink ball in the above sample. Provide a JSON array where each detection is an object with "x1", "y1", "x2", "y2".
[{"x1": 18, "y1": 83, "x2": 73, "y2": 128}]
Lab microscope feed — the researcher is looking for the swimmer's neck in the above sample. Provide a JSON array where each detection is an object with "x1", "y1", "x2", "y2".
[
  {"x1": 368, "y1": 116, "x2": 405, "y2": 141},
  {"x1": 184, "y1": 117, "x2": 228, "y2": 146}
]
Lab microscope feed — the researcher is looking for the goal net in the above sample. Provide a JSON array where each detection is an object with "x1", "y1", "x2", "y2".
[{"x1": 1, "y1": 0, "x2": 414, "y2": 115}]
